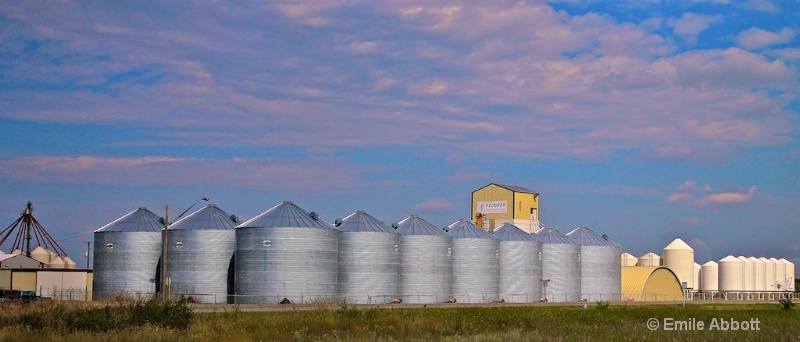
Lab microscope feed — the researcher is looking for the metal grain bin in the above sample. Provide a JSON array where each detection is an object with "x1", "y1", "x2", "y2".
[
  {"x1": 93, "y1": 207, "x2": 163, "y2": 300},
  {"x1": 536, "y1": 227, "x2": 581, "y2": 302},
  {"x1": 396, "y1": 215, "x2": 452, "y2": 304},
  {"x1": 700, "y1": 261, "x2": 718, "y2": 292},
  {"x1": 448, "y1": 219, "x2": 499, "y2": 303},
  {"x1": 337, "y1": 210, "x2": 400, "y2": 304},
  {"x1": 235, "y1": 201, "x2": 338, "y2": 304},
  {"x1": 566, "y1": 226, "x2": 621, "y2": 302},
  {"x1": 663, "y1": 238, "x2": 695, "y2": 289},
  {"x1": 166, "y1": 204, "x2": 237, "y2": 304},
  {"x1": 718, "y1": 255, "x2": 743, "y2": 292},
  {"x1": 494, "y1": 223, "x2": 542, "y2": 303}
]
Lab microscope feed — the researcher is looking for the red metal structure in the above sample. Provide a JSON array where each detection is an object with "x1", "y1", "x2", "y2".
[{"x1": 0, "y1": 201, "x2": 68, "y2": 258}]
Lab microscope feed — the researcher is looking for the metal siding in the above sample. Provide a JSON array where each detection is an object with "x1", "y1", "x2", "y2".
[
  {"x1": 92, "y1": 231, "x2": 161, "y2": 299},
  {"x1": 541, "y1": 243, "x2": 581, "y2": 302},
  {"x1": 0, "y1": 270, "x2": 10, "y2": 288},
  {"x1": 472, "y1": 184, "x2": 514, "y2": 226},
  {"x1": 338, "y1": 231, "x2": 400, "y2": 304},
  {"x1": 451, "y1": 238, "x2": 499, "y2": 303},
  {"x1": 398, "y1": 234, "x2": 452, "y2": 304},
  {"x1": 579, "y1": 245, "x2": 621, "y2": 301},
  {"x1": 498, "y1": 240, "x2": 542, "y2": 303},
  {"x1": 166, "y1": 229, "x2": 235, "y2": 303},
  {"x1": 11, "y1": 271, "x2": 37, "y2": 291},
  {"x1": 621, "y1": 266, "x2": 683, "y2": 301},
  {"x1": 235, "y1": 226, "x2": 338, "y2": 304}
]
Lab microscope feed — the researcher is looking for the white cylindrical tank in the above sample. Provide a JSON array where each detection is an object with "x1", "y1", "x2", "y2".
[
  {"x1": 738, "y1": 256, "x2": 753, "y2": 291},
  {"x1": 761, "y1": 258, "x2": 776, "y2": 291},
  {"x1": 718, "y1": 255, "x2": 743, "y2": 292},
  {"x1": 777, "y1": 258, "x2": 790, "y2": 291},
  {"x1": 621, "y1": 252, "x2": 638, "y2": 267},
  {"x1": 638, "y1": 252, "x2": 661, "y2": 267},
  {"x1": 769, "y1": 258, "x2": 781, "y2": 291},
  {"x1": 693, "y1": 262, "x2": 701, "y2": 291},
  {"x1": 786, "y1": 260, "x2": 796, "y2": 292},
  {"x1": 663, "y1": 238, "x2": 695, "y2": 289},
  {"x1": 750, "y1": 257, "x2": 765, "y2": 291},
  {"x1": 700, "y1": 261, "x2": 718, "y2": 292}
]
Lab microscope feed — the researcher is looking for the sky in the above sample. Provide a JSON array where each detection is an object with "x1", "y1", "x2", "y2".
[{"x1": 0, "y1": 1, "x2": 798, "y2": 272}]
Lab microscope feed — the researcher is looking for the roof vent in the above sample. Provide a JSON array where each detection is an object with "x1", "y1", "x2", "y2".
[
  {"x1": 309, "y1": 211, "x2": 319, "y2": 221},
  {"x1": 334, "y1": 218, "x2": 343, "y2": 227}
]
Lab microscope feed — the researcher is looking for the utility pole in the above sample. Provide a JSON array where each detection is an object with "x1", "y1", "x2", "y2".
[{"x1": 86, "y1": 241, "x2": 92, "y2": 268}]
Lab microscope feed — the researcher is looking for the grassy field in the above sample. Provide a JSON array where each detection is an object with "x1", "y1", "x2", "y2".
[{"x1": 0, "y1": 300, "x2": 797, "y2": 341}]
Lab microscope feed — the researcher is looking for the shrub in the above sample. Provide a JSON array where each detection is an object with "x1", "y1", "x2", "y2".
[{"x1": 779, "y1": 298, "x2": 794, "y2": 311}]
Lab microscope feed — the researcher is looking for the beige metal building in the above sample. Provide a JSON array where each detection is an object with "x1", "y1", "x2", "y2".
[
  {"x1": 471, "y1": 183, "x2": 540, "y2": 232},
  {"x1": 621, "y1": 266, "x2": 683, "y2": 301},
  {"x1": 0, "y1": 255, "x2": 93, "y2": 300}
]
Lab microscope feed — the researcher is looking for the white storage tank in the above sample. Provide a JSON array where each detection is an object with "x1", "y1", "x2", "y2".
[
  {"x1": 621, "y1": 252, "x2": 638, "y2": 266},
  {"x1": 536, "y1": 227, "x2": 580, "y2": 302},
  {"x1": 750, "y1": 257, "x2": 765, "y2": 292},
  {"x1": 494, "y1": 223, "x2": 542, "y2": 303},
  {"x1": 693, "y1": 262, "x2": 701, "y2": 291},
  {"x1": 448, "y1": 219, "x2": 500, "y2": 303},
  {"x1": 786, "y1": 259, "x2": 796, "y2": 292},
  {"x1": 700, "y1": 261, "x2": 718, "y2": 292},
  {"x1": 93, "y1": 207, "x2": 164, "y2": 299},
  {"x1": 396, "y1": 215, "x2": 452, "y2": 304},
  {"x1": 777, "y1": 258, "x2": 790, "y2": 291},
  {"x1": 718, "y1": 255, "x2": 743, "y2": 292},
  {"x1": 638, "y1": 252, "x2": 661, "y2": 267},
  {"x1": 769, "y1": 258, "x2": 782, "y2": 291},
  {"x1": 662, "y1": 238, "x2": 695, "y2": 289},
  {"x1": 337, "y1": 211, "x2": 400, "y2": 304},
  {"x1": 167, "y1": 204, "x2": 238, "y2": 304},
  {"x1": 760, "y1": 257, "x2": 776, "y2": 291},
  {"x1": 738, "y1": 256, "x2": 753, "y2": 291},
  {"x1": 566, "y1": 226, "x2": 621, "y2": 302},
  {"x1": 30, "y1": 246, "x2": 50, "y2": 264},
  {"x1": 235, "y1": 201, "x2": 338, "y2": 304}
]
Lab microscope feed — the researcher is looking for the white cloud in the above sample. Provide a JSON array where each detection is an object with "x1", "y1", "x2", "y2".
[
  {"x1": 737, "y1": 27, "x2": 795, "y2": 50},
  {"x1": 667, "y1": 180, "x2": 758, "y2": 206},
  {"x1": 668, "y1": 13, "x2": 723, "y2": 43},
  {"x1": 411, "y1": 197, "x2": 453, "y2": 214}
]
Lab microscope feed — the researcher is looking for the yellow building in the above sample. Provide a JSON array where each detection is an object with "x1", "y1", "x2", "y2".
[
  {"x1": 471, "y1": 183, "x2": 540, "y2": 233},
  {"x1": 621, "y1": 266, "x2": 684, "y2": 302}
]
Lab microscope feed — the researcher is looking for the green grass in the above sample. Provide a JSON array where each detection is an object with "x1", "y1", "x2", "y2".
[{"x1": 0, "y1": 301, "x2": 797, "y2": 341}]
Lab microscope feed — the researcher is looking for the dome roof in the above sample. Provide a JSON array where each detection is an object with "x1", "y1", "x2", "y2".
[
  {"x1": 237, "y1": 201, "x2": 330, "y2": 229},
  {"x1": 566, "y1": 226, "x2": 619, "y2": 247},
  {"x1": 337, "y1": 211, "x2": 394, "y2": 233},
  {"x1": 447, "y1": 219, "x2": 496, "y2": 239},
  {"x1": 395, "y1": 215, "x2": 449, "y2": 236},
  {"x1": 95, "y1": 207, "x2": 163, "y2": 232},
  {"x1": 493, "y1": 223, "x2": 538, "y2": 241},
  {"x1": 535, "y1": 227, "x2": 577, "y2": 244},
  {"x1": 169, "y1": 204, "x2": 237, "y2": 230}
]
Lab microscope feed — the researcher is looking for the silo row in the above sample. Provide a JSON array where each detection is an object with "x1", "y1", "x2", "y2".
[
  {"x1": 93, "y1": 205, "x2": 621, "y2": 304},
  {"x1": 698, "y1": 255, "x2": 795, "y2": 293}
]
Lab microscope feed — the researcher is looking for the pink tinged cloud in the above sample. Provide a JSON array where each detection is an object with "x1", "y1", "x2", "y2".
[
  {"x1": 667, "y1": 179, "x2": 758, "y2": 206},
  {"x1": 737, "y1": 27, "x2": 795, "y2": 50},
  {"x1": 411, "y1": 197, "x2": 453, "y2": 214}
]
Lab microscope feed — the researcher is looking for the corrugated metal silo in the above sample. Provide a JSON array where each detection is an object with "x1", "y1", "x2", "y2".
[
  {"x1": 750, "y1": 257, "x2": 765, "y2": 292},
  {"x1": 494, "y1": 223, "x2": 541, "y2": 303},
  {"x1": 700, "y1": 261, "x2": 718, "y2": 292},
  {"x1": 760, "y1": 257, "x2": 775, "y2": 291},
  {"x1": 621, "y1": 252, "x2": 638, "y2": 267},
  {"x1": 337, "y1": 211, "x2": 400, "y2": 304},
  {"x1": 566, "y1": 226, "x2": 621, "y2": 302},
  {"x1": 235, "y1": 201, "x2": 338, "y2": 304},
  {"x1": 93, "y1": 207, "x2": 164, "y2": 299},
  {"x1": 638, "y1": 252, "x2": 661, "y2": 267},
  {"x1": 738, "y1": 256, "x2": 753, "y2": 291},
  {"x1": 166, "y1": 204, "x2": 237, "y2": 304},
  {"x1": 718, "y1": 255, "x2": 743, "y2": 292},
  {"x1": 396, "y1": 215, "x2": 452, "y2": 304},
  {"x1": 536, "y1": 227, "x2": 580, "y2": 302},
  {"x1": 662, "y1": 238, "x2": 695, "y2": 289},
  {"x1": 448, "y1": 219, "x2": 499, "y2": 303}
]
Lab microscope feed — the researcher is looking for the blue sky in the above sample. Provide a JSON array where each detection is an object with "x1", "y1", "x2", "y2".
[{"x1": 0, "y1": 1, "x2": 798, "y2": 270}]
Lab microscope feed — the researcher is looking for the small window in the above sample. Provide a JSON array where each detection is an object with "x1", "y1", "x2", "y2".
[
  {"x1": 175, "y1": 241, "x2": 184, "y2": 248},
  {"x1": 105, "y1": 243, "x2": 114, "y2": 249}
]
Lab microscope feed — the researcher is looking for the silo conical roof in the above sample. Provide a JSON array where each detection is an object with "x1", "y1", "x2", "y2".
[
  {"x1": 237, "y1": 201, "x2": 330, "y2": 229},
  {"x1": 493, "y1": 223, "x2": 538, "y2": 241},
  {"x1": 337, "y1": 211, "x2": 394, "y2": 233},
  {"x1": 95, "y1": 207, "x2": 164, "y2": 232},
  {"x1": 395, "y1": 215, "x2": 449, "y2": 236},
  {"x1": 448, "y1": 219, "x2": 496, "y2": 239},
  {"x1": 566, "y1": 226, "x2": 620, "y2": 247},
  {"x1": 535, "y1": 227, "x2": 577, "y2": 244},
  {"x1": 63, "y1": 256, "x2": 77, "y2": 269},
  {"x1": 169, "y1": 204, "x2": 237, "y2": 230},
  {"x1": 664, "y1": 238, "x2": 693, "y2": 250},
  {"x1": 30, "y1": 246, "x2": 50, "y2": 263}
]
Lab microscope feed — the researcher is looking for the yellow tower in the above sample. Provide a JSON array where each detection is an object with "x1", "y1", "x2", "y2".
[{"x1": 471, "y1": 183, "x2": 539, "y2": 233}]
